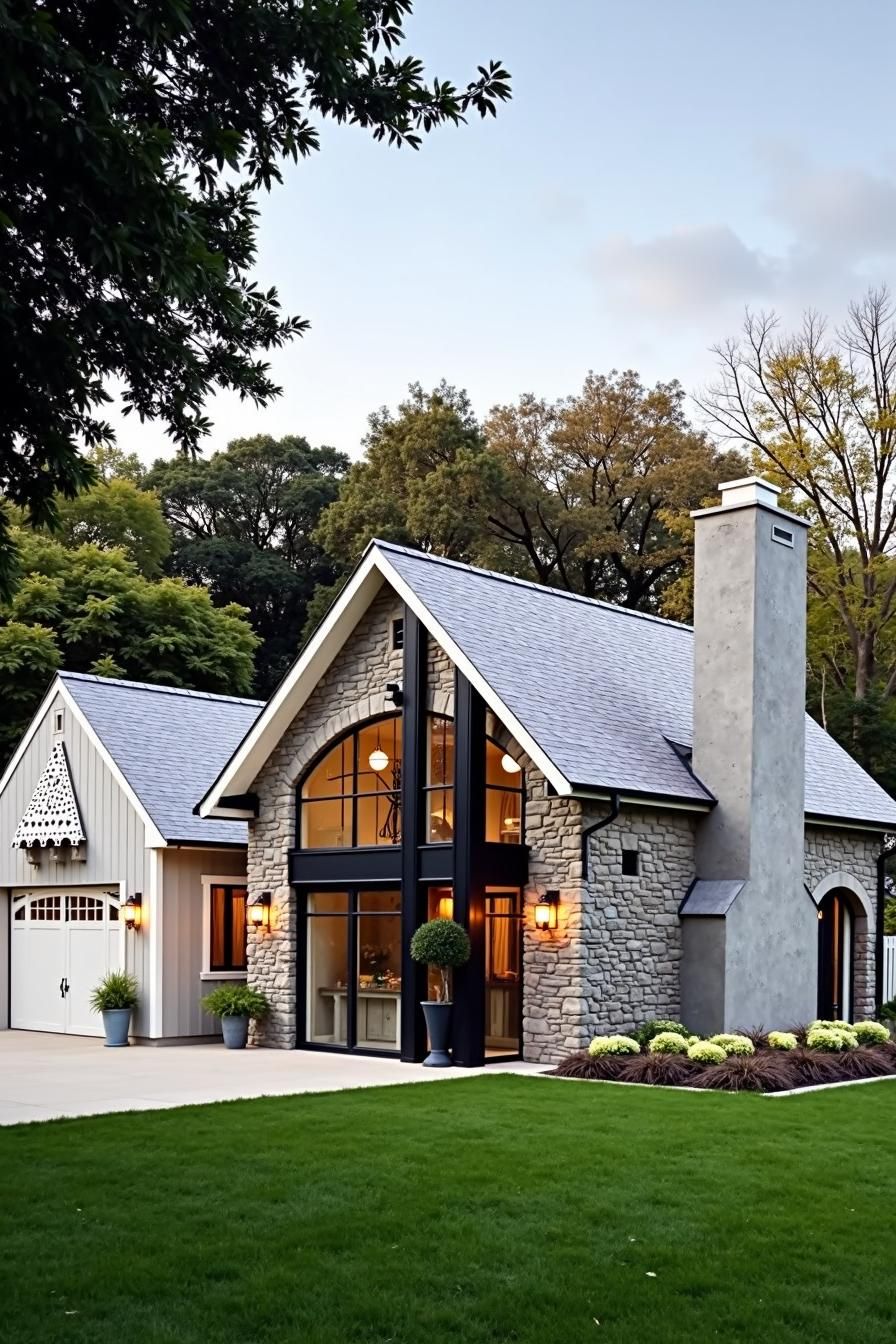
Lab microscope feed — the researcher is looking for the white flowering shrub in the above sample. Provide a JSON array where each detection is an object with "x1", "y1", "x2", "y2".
[
  {"x1": 852, "y1": 1020, "x2": 889, "y2": 1046},
  {"x1": 709, "y1": 1033, "x2": 755, "y2": 1056},
  {"x1": 767, "y1": 1030, "x2": 798, "y2": 1051},
  {"x1": 587, "y1": 1034, "x2": 641, "y2": 1057},
  {"x1": 687, "y1": 1040, "x2": 726, "y2": 1064},
  {"x1": 648, "y1": 1031, "x2": 690, "y2": 1055},
  {"x1": 810, "y1": 1019, "x2": 852, "y2": 1033}
]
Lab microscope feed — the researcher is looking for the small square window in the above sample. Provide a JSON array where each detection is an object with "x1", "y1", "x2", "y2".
[
  {"x1": 392, "y1": 618, "x2": 404, "y2": 651},
  {"x1": 621, "y1": 849, "x2": 639, "y2": 877},
  {"x1": 53, "y1": 709, "x2": 64, "y2": 733}
]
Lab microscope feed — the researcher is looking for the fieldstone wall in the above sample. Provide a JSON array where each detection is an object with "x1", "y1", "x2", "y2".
[
  {"x1": 247, "y1": 585, "x2": 404, "y2": 1046},
  {"x1": 804, "y1": 826, "x2": 882, "y2": 1018}
]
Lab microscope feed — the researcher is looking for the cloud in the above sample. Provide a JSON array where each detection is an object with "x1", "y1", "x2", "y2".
[
  {"x1": 594, "y1": 225, "x2": 773, "y2": 317},
  {"x1": 590, "y1": 151, "x2": 896, "y2": 325}
]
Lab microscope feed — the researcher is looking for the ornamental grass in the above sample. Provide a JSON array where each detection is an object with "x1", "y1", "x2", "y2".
[
  {"x1": 689, "y1": 1053, "x2": 794, "y2": 1093},
  {"x1": 549, "y1": 1051, "x2": 627, "y2": 1082},
  {"x1": 617, "y1": 1052, "x2": 701, "y2": 1087}
]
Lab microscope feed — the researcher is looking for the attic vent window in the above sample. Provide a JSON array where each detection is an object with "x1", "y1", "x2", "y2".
[
  {"x1": 392, "y1": 618, "x2": 404, "y2": 652},
  {"x1": 53, "y1": 710, "x2": 63, "y2": 733},
  {"x1": 621, "y1": 849, "x2": 639, "y2": 876},
  {"x1": 771, "y1": 524, "x2": 794, "y2": 549}
]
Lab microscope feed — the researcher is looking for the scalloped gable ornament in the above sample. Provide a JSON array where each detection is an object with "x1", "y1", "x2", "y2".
[{"x1": 12, "y1": 741, "x2": 86, "y2": 860}]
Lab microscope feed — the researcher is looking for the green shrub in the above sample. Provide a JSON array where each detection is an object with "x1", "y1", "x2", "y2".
[
  {"x1": 806, "y1": 1024, "x2": 858, "y2": 1052},
  {"x1": 409, "y1": 919, "x2": 471, "y2": 1002},
  {"x1": 687, "y1": 1035, "x2": 700, "y2": 1046},
  {"x1": 767, "y1": 1030, "x2": 798, "y2": 1051},
  {"x1": 90, "y1": 970, "x2": 139, "y2": 1012},
  {"x1": 648, "y1": 1031, "x2": 690, "y2": 1055},
  {"x1": 709, "y1": 1033, "x2": 755, "y2": 1057},
  {"x1": 588, "y1": 1034, "x2": 640, "y2": 1057},
  {"x1": 810, "y1": 1018, "x2": 853, "y2": 1032},
  {"x1": 634, "y1": 1018, "x2": 689, "y2": 1048},
  {"x1": 201, "y1": 985, "x2": 269, "y2": 1020},
  {"x1": 687, "y1": 1040, "x2": 726, "y2": 1064},
  {"x1": 852, "y1": 1020, "x2": 890, "y2": 1046},
  {"x1": 879, "y1": 998, "x2": 896, "y2": 1023}
]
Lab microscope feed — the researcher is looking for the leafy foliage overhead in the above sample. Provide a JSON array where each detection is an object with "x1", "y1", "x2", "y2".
[{"x1": 0, "y1": 0, "x2": 510, "y2": 597}]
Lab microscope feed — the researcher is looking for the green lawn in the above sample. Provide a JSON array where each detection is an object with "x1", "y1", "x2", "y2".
[{"x1": 1, "y1": 1076, "x2": 894, "y2": 1343}]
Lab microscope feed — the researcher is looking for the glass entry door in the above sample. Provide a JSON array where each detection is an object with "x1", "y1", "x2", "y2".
[
  {"x1": 305, "y1": 889, "x2": 402, "y2": 1053},
  {"x1": 484, "y1": 888, "x2": 522, "y2": 1058}
]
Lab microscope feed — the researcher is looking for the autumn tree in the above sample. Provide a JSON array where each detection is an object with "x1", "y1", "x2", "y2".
[
  {"x1": 701, "y1": 288, "x2": 896, "y2": 735},
  {"x1": 0, "y1": 0, "x2": 510, "y2": 596}
]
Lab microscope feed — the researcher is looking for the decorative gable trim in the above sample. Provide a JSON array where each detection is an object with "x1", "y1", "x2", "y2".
[{"x1": 12, "y1": 741, "x2": 86, "y2": 849}]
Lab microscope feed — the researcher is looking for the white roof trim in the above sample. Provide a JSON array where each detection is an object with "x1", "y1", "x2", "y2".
[
  {"x1": 198, "y1": 546, "x2": 574, "y2": 817},
  {"x1": 0, "y1": 677, "x2": 167, "y2": 848}
]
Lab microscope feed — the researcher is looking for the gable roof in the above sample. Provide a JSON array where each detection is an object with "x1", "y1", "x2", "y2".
[
  {"x1": 0, "y1": 672, "x2": 263, "y2": 847},
  {"x1": 198, "y1": 540, "x2": 896, "y2": 830},
  {"x1": 59, "y1": 673, "x2": 262, "y2": 845}
]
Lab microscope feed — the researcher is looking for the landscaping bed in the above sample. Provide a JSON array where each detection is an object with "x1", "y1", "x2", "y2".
[{"x1": 549, "y1": 1018, "x2": 896, "y2": 1092}]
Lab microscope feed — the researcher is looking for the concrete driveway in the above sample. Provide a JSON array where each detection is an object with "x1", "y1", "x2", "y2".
[{"x1": 0, "y1": 1031, "x2": 542, "y2": 1125}]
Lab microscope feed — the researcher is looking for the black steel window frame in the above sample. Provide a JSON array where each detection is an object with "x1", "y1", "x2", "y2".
[
  {"x1": 485, "y1": 737, "x2": 526, "y2": 844},
  {"x1": 209, "y1": 884, "x2": 248, "y2": 973},
  {"x1": 422, "y1": 714, "x2": 455, "y2": 842},
  {"x1": 297, "y1": 714, "x2": 402, "y2": 850},
  {"x1": 483, "y1": 887, "x2": 524, "y2": 1063},
  {"x1": 299, "y1": 886, "x2": 403, "y2": 1057}
]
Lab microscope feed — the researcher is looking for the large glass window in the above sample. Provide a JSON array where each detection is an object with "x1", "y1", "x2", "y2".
[
  {"x1": 301, "y1": 717, "x2": 402, "y2": 848},
  {"x1": 485, "y1": 740, "x2": 525, "y2": 843},
  {"x1": 425, "y1": 717, "x2": 454, "y2": 842}
]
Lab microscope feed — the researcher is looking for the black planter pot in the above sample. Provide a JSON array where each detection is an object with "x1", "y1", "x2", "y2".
[{"x1": 421, "y1": 1000, "x2": 453, "y2": 1067}]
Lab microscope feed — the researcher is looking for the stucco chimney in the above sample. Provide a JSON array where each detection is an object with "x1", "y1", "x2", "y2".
[{"x1": 680, "y1": 477, "x2": 817, "y2": 1032}]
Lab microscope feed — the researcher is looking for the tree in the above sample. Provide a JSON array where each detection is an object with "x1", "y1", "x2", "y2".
[
  {"x1": 314, "y1": 374, "x2": 744, "y2": 620},
  {"x1": 0, "y1": 527, "x2": 258, "y2": 762},
  {"x1": 0, "y1": 0, "x2": 511, "y2": 597},
  {"x1": 316, "y1": 382, "x2": 493, "y2": 567},
  {"x1": 55, "y1": 477, "x2": 171, "y2": 578},
  {"x1": 482, "y1": 372, "x2": 745, "y2": 611},
  {"x1": 701, "y1": 288, "x2": 896, "y2": 739},
  {"x1": 146, "y1": 435, "x2": 348, "y2": 692}
]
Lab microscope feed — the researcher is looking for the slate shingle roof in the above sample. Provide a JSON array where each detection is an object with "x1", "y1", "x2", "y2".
[
  {"x1": 379, "y1": 542, "x2": 896, "y2": 829},
  {"x1": 61, "y1": 672, "x2": 262, "y2": 845}
]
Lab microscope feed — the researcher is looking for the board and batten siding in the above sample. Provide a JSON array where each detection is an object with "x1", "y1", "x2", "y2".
[
  {"x1": 0, "y1": 689, "x2": 154, "y2": 1033},
  {"x1": 160, "y1": 846, "x2": 247, "y2": 1038}
]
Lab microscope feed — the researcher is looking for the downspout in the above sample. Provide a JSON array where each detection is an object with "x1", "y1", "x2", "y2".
[
  {"x1": 876, "y1": 846, "x2": 888, "y2": 1010},
  {"x1": 581, "y1": 792, "x2": 620, "y2": 884}
]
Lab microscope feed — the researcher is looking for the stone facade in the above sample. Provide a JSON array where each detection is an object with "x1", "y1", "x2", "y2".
[
  {"x1": 804, "y1": 825, "x2": 881, "y2": 1019},
  {"x1": 243, "y1": 575, "x2": 886, "y2": 1057}
]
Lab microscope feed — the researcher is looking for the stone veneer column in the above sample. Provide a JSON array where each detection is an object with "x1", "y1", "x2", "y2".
[{"x1": 803, "y1": 826, "x2": 882, "y2": 1019}]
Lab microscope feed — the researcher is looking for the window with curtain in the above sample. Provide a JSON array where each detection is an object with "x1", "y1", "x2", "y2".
[
  {"x1": 210, "y1": 885, "x2": 247, "y2": 972},
  {"x1": 300, "y1": 716, "x2": 402, "y2": 848}
]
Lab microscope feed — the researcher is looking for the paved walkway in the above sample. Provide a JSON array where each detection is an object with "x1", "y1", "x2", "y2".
[{"x1": 0, "y1": 1031, "x2": 543, "y2": 1125}]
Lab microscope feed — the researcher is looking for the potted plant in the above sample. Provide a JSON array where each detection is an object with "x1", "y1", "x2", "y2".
[
  {"x1": 201, "y1": 984, "x2": 270, "y2": 1049},
  {"x1": 90, "y1": 970, "x2": 139, "y2": 1047},
  {"x1": 409, "y1": 917, "x2": 471, "y2": 1067}
]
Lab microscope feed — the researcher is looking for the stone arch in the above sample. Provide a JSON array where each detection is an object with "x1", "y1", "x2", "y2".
[{"x1": 810, "y1": 871, "x2": 875, "y2": 1020}]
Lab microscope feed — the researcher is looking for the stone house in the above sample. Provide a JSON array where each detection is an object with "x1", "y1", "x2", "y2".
[{"x1": 199, "y1": 478, "x2": 896, "y2": 1064}]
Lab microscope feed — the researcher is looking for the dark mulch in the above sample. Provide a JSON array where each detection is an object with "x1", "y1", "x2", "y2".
[{"x1": 549, "y1": 1042, "x2": 896, "y2": 1093}]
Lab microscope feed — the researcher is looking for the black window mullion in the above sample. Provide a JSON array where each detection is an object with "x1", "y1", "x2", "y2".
[{"x1": 347, "y1": 888, "x2": 358, "y2": 1050}]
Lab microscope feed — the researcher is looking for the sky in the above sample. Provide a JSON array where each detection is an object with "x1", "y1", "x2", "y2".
[{"x1": 117, "y1": 0, "x2": 896, "y2": 464}]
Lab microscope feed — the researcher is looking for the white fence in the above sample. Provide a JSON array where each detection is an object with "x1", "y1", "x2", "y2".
[{"x1": 885, "y1": 936, "x2": 896, "y2": 1003}]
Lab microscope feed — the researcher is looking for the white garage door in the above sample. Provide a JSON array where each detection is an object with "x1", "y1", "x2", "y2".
[{"x1": 11, "y1": 890, "x2": 123, "y2": 1035}]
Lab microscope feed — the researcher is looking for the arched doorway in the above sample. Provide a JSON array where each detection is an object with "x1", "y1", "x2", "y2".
[{"x1": 817, "y1": 889, "x2": 855, "y2": 1021}]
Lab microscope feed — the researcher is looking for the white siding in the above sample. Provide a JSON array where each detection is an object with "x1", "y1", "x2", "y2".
[{"x1": 160, "y1": 847, "x2": 247, "y2": 1038}]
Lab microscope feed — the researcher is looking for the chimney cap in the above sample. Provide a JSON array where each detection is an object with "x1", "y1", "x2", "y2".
[{"x1": 718, "y1": 476, "x2": 780, "y2": 509}]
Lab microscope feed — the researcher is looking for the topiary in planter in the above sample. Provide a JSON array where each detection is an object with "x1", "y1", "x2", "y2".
[
  {"x1": 409, "y1": 918, "x2": 471, "y2": 1002},
  {"x1": 588, "y1": 1034, "x2": 640, "y2": 1057},
  {"x1": 634, "y1": 1018, "x2": 689, "y2": 1048},
  {"x1": 806, "y1": 1024, "x2": 858, "y2": 1052},
  {"x1": 709, "y1": 1033, "x2": 755, "y2": 1057},
  {"x1": 201, "y1": 985, "x2": 270, "y2": 1020},
  {"x1": 767, "y1": 1030, "x2": 799, "y2": 1051},
  {"x1": 688, "y1": 1040, "x2": 726, "y2": 1064},
  {"x1": 648, "y1": 1031, "x2": 690, "y2": 1055},
  {"x1": 90, "y1": 970, "x2": 139, "y2": 1011},
  {"x1": 852, "y1": 1020, "x2": 890, "y2": 1046}
]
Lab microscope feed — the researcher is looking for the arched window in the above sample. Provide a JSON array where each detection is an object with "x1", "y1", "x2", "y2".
[
  {"x1": 485, "y1": 739, "x2": 524, "y2": 844},
  {"x1": 300, "y1": 716, "x2": 402, "y2": 849}
]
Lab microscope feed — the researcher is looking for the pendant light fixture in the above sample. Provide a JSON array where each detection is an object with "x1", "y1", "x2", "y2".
[{"x1": 368, "y1": 725, "x2": 389, "y2": 772}]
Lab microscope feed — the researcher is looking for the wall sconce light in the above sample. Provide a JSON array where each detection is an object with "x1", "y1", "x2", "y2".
[
  {"x1": 384, "y1": 681, "x2": 404, "y2": 707},
  {"x1": 534, "y1": 889, "x2": 559, "y2": 931},
  {"x1": 123, "y1": 892, "x2": 142, "y2": 931},
  {"x1": 248, "y1": 890, "x2": 271, "y2": 930}
]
